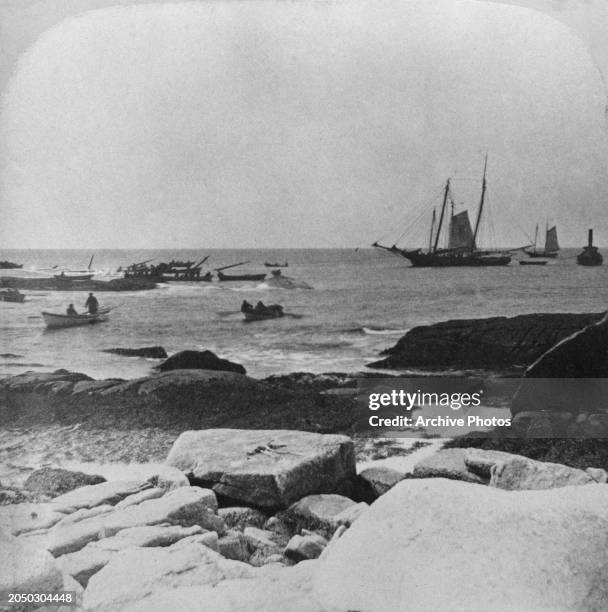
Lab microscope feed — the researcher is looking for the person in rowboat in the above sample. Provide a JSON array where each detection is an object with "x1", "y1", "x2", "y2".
[
  {"x1": 85, "y1": 293, "x2": 99, "y2": 314},
  {"x1": 66, "y1": 304, "x2": 78, "y2": 316}
]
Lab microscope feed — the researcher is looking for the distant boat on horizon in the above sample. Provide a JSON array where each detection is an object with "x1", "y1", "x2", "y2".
[
  {"x1": 373, "y1": 155, "x2": 512, "y2": 267},
  {"x1": 577, "y1": 229, "x2": 603, "y2": 266},
  {"x1": 525, "y1": 224, "x2": 559, "y2": 258}
]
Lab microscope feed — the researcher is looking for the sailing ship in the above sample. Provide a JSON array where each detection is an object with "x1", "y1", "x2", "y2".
[
  {"x1": 525, "y1": 224, "x2": 559, "y2": 258},
  {"x1": 373, "y1": 156, "x2": 511, "y2": 267},
  {"x1": 577, "y1": 229, "x2": 603, "y2": 266}
]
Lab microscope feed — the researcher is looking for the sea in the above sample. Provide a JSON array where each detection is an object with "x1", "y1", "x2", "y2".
[{"x1": 0, "y1": 248, "x2": 607, "y2": 381}]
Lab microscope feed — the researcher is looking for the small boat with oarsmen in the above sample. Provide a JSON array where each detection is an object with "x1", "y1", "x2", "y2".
[
  {"x1": 241, "y1": 300, "x2": 284, "y2": 320},
  {"x1": 0, "y1": 261, "x2": 23, "y2": 269},
  {"x1": 42, "y1": 307, "x2": 111, "y2": 329}
]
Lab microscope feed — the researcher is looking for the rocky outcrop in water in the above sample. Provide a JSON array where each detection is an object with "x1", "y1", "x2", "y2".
[
  {"x1": 510, "y1": 312, "x2": 608, "y2": 422},
  {"x1": 367, "y1": 313, "x2": 604, "y2": 371},
  {"x1": 158, "y1": 350, "x2": 246, "y2": 374},
  {"x1": 101, "y1": 347, "x2": 167, "y2": 359}
]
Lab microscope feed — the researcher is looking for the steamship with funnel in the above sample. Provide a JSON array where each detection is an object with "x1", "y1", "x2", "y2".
[{"x1": 373, "y1": 156, "x2": 512, "y2": 267}]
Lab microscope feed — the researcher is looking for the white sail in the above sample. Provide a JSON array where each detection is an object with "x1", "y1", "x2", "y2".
[
  {"x1": 448, "y1": 211, "x2": 474, "y2": 249},
  {"x1": 545, "y1": 226, "x2": 559, "y2": 253}
]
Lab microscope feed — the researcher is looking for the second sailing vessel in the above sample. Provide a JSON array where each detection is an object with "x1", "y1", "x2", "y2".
[
  {"x1": 373, "y1": 156, "x2": 511, "y2": 267},
  {"x1": 525, "y1": 224, "x2": 559, "y2": 258}
]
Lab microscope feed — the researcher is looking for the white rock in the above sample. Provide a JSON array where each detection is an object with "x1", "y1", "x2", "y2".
[
  {"x1": 166, "y1": 429, "x2": 356, "y2": 508},
  {"x1": 490, "y1": 456, "x2": 601, "y2": 490},
  {"x1": 83, "y1": 539, "x2": 254, "y2": 611},
  {"x1": 51, "y1": 480, "x2": 149, "y2": 513},
  {"x1": 115, "y1": 487, "x2": 164, "y2": 509},
  {"x1": 0, "y1": 530, "x2": 63, "y2": 601},
  {"x1": 27, "y1": 486, "x2": 220, "y2": 556},
  {"x1": 59, "y1": 524, "x2": 204, "y2": 586},
  {"x1": 315, "y1": 478, "x2": 608, "y2": 612},
  {"x1": 119, "y1": 561, "x2": 322, "y2": 612},
  {"x1": 284, "y1": 534, "x2": 327, "y2": 562},
  {"x1": 0, "y1": 503, "x2": 65, "y2": 536}
]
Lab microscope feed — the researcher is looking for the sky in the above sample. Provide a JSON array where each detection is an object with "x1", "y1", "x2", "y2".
[{"x1": 1, "y1": 0, "x2": 607, "y2": 249}]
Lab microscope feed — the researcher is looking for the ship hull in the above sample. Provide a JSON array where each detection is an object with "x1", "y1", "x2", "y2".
[
  {"x1": 527, "y1": 251, "x2": 558, "y2": 259},
  {"x1": 403, "y1": 251, "x2": 511, "y2": 267}
]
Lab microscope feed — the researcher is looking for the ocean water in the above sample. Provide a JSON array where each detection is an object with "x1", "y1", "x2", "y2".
[{"x1": 0, "y1": 248, "x2": 606, "y2": 380}]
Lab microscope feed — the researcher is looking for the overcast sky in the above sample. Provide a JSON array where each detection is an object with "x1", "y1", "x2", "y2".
[{"x1": 1, "y1": 0, "x2": 607, "y2": 249}]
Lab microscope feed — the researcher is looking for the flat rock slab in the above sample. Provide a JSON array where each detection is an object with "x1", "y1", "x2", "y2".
[
  {"x1": 83, "y1": 538, "x2": 255, "y2": 611},
  {"x1": 118, "y1": 562, "x2": 322, "y2": 612},
  {"x1": 24, "y1": 486, "x2": 219, "y2": 556},
  {"x1": 490, "y1": 456, "x2": 604, "y2": 490},
  {"x1": 59, "y1": 524, "x2": 204, "y2": 586},
  {"x1": 166, "y1": 429, "x2": 356, "y2": 509},
  {"x1": 315, "y1": 479, "x2": 608, "y2": 612},
  {"x1": 51, "y1": 480, "x2": 150, "y2": 513},
  {"x1": 0, "y1": 503, "x2": 65, "y2": 536}
]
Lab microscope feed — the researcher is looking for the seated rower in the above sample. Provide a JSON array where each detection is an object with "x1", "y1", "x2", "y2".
[
  {"x1": 66, "y1": 304, "x2": 78, "y2": 316},
  {"x1": 241, "y1": 300, "x2": 253, "y2": 313}
]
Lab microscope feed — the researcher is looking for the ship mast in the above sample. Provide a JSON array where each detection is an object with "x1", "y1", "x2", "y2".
[
  {"x1": 472, "y1": 154, "x2": 488, "y2": 250},
  {"x1": 428, "y1": 208, "x2": 436, "y2": 251},
  {"x1": 433, "y1": 179, "x2": 450, "y2": 252}
]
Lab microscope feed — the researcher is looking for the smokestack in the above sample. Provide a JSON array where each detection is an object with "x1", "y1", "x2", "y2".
[{"x1": 588, "y1": 229, "x2": 594, "y2": 247}]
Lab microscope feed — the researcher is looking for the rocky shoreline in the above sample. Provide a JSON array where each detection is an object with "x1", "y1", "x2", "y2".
[{"x1": 3, "y1": 431, "x2": 608, "y2": 611}]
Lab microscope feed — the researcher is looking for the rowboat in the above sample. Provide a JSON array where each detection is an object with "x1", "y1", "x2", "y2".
[
  {"x1": 53, "y1": 273, "x2": 94, "y2": 281},
  {"x1": 41, "y1": 308, "x2": 111, "y2": 329},
  {"x1": 0, "y1": 288, "x2": 25, "y2": 302},
  {"x1": 241, "y1": 301, "x2": 284, "y2": 320}
]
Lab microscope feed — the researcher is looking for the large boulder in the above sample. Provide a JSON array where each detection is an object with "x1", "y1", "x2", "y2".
[
  {"x1": 158, "y1": 350, "x2": 246, "y2": 375},
  {"x1": 367, "y1": 313, "x2": 603, "y2": 371},
  {"x1": 166, "y1": 429, "x2": 356, "y2": 509},
  {"x1": 24, "y1": 467, "x2": 106, "y2": 500},
  {"x1": 315, "y1": 478, "x2": 608, "y2": 612},
  {"x1": 0, "y1": 530, "x2": 64, "y2": 601}
]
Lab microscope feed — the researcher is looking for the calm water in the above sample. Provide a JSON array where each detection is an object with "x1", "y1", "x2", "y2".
[{"x1": 0, "y1": 248, "x2": 606, "y2": 380}]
